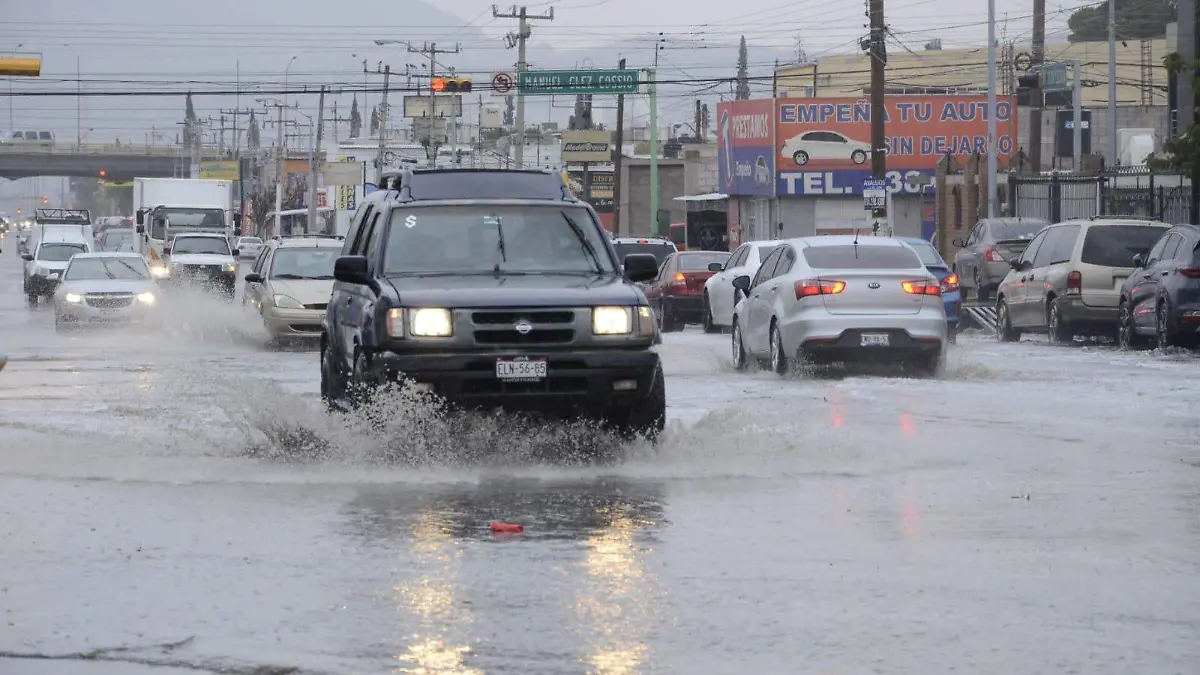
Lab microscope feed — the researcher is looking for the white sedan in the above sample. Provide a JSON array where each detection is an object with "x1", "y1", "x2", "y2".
[
  {"x1": 702, "y1": 239, "x2": 783, "y2": 333},
  {"x1": 780, "y1": 130, "x2": 871, "y2": 166},
  {"x1": 731, "y1": 235, "x2": 948, "y2": 376}
]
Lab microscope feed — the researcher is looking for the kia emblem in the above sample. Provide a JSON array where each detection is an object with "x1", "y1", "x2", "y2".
[
  {"x1": 514, "y1": 320, "x2": 533, "y2": 334},
  {"x1": 868, "y1": 282, "x2": 881, "y2": 289}
]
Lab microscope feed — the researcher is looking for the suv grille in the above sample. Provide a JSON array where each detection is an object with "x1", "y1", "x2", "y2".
[
  {"x1": 470, "y1": 309, "x2": 578, "y2": 346},
  {"x1": 471, "y1": 310, "x2": 574, "y2": 325}
]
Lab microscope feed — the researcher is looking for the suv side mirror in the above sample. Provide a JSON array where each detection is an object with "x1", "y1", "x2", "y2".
[
  {"x1": 1009, "y1": 258, "x2": 1023, "y2": 271},
  {"x1": 162, "y1": 246, "x2": 171, "y2": 255},
  {"x1": 952, "y1": 237, "x2": 965, "y2": 248},
  {"x1": 707, "y1": 261, "x2": 725, "y2": 272},
  {"x1": 244, "y1": 272, "x2": 263, "y2": 284},
  {"x1": 334, "y1": 255, "x2": 371, "y2": 284},
  {"x1": 622, "y1": 253, "x2": 659, "y2": 283},
  {"x1": 231, "y1": 248, "x2": 240, "y2": 257},
  {"x1": 135, "y1": 211, "x2": 144, "y2": 225},
  {"x1": 21, "y1": 253, "x2": 33, "y2": 261},
  {"x1": 1132, "y1": 253, "x2": 1146, "y2": 268},
  {"x1": 732, "y1": 275, "x2": 751, "y2": 292}
]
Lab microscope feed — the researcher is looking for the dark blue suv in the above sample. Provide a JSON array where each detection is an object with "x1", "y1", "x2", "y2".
[{"x1": 319, "y1": 169, "x2": 666, "y2": 440}]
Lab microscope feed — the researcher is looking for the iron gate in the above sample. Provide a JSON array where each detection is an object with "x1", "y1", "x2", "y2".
[{"x1": 1009, "y1": 169, "x2": 1193, "y2": 223}]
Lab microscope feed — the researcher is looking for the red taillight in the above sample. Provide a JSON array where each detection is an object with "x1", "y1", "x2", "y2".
[
  {"x1": 1177, "y1": 266, "x2": 1200, "y2": 278},
  {"x1": 794, "y1": 278, "x2": 846, "y2": 299},
  {"x1": 673, "y1": 272, "x2": 685, "y2": 282},
  {"x1": 1066, "y1": 270, "x2": 1082, "y2": 294},
  {"x1": 902, "y1": 280, "x2": 941, "y2": 295},
  {"x1": 984, "y1": 247, "x2": 1005, "y2": 262},
  {"x1": 940, "y1": 273, "x2": 959, "y2": 294}
]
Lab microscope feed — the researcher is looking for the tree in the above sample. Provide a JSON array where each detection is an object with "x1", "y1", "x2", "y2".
[
  {"x1": 247, "y1": 111, "x2": 261, "y2": 149},
  {"x1": 1148, "y1": 52, "x2": 1198, "y2": 171},
  {"x1": 370, "y1": 106, "x2": 380, "y2": 136},
  {"x1": 1067, "y1": 0, "x2": 1175, "y2": 42},
  {"x1": 182, "y1": 92, "x2": 198, "y2": 146},
  {"x1": 736, "y1": 36, "x2": 751, "y2": 100},
  {"x1": 349, "y1": 95, "x2": 362, "y2": 138},
  {"x1": 503, "y1": 96, "x2": 515, "y2": 126}
]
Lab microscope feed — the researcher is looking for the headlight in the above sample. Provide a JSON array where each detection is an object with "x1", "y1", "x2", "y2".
[
  {"x1": 222, "y1": 263, "x2": 236, "y2": 272},
  {"x1": 137, "y1": 292, "x2": 156, "y2": 305},
  {"x1": 272, "y1": 294, "x2": 304, "y2": 309},
  {"x1": 636, "y1": 305, "x2": 654, "y2": 335},
  {"x1": 593, "y1": 306, "x2": 633, "y2": 335},
  {"x1": 150, "y1": 265, "x2": 169, "y2": 278},
  {"x1": 63, "y1": 292, "x2": 83, "y2": 304},
  {"x1": 409, "y1": 308, "x2": 453, "y2": 337}
]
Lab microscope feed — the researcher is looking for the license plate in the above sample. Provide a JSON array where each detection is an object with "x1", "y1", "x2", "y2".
[
  {"x1": 861, "y1": 333, "x2": 889, "y2": 346},
  {"x1": 495, "y1": 357, "x2": 547, "y2": 381}
]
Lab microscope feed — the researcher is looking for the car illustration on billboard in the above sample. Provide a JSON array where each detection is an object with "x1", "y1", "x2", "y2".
[{"x1": 781, "y1": 130, "x2": 872, "y2": 166}]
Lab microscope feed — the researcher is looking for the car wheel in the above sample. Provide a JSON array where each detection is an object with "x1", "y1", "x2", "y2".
[
  {"x1": 26, "y1": 293, "x2": 37, "y2": 308},
  {"x1": 54, "y1": 313, "x2": 68, "y2": 332},
  {"x1": 660, "y1": 302, "x2": 681, "y2": 332},
  {"x1": 1117, "y1": 300, "x2": 1146, "y2": 350},
  {"x1": 1155, "y1": 301, "x2": 1175, "y2": 350},
  {"x1": 702, "y1": 292, "x2": 721, "y2": 334},
  {"x1": 320, "y1": 341, "x2": 349, "y2": 411},
  {"x1": 974, "y1": 269, "x2": 989, "y2": 302},
  {"x1": 947, "y1": 323, "x2": 957, "y2": 344},
  {"x1": 911, "y1": 349, "x2": 946, "y2": 378},
  {"x1": 995, "y1": 300, "x2": 1020, "y2": 342},
  {"x1": 768, "y1": 321, "x2": 788, "y2": 376},
  {"x1": 850, "y1": 149, "x2": 867, "y2": 164},
  {"x1": 731, "y1": 320, "x2": 749, "y2": 371},
  {"x1": 1047, "y1": 299, "x2": 1072, "y2": 344},
  {"x1": 607, "y1": 363, "x2": 666, "y2": 443},
  {"x1": 792, "y1": 150, "x2": 809, "y2": 166}
]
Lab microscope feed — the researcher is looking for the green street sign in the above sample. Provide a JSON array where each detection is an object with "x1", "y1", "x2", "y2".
[
  {"x1": 517, "y1": 69, "x2": 639, "y2": 95},
  {"x1": 1038, "y1": 62, "x2": 1070, "y2": 92}
]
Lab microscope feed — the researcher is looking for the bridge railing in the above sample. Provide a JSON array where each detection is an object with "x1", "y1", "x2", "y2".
[{"x1": 0, "y1": 143, "x2": 234, "y2": 157}]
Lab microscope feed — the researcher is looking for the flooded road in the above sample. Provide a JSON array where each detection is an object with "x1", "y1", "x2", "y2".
[{"x1": 2, "y1": 249, "x2": 1199, "y2": 674}]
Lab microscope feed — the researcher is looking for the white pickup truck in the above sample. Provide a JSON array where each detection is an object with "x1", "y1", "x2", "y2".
[{"x1": 162, "y1": 232, "x2": 239, "y2": 297}]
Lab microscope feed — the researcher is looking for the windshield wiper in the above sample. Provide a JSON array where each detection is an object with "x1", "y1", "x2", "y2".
[
  {"x1": 493, "y1": 213, "x2": 507, "y2": 278},
  {"x1": 560, "y1": 211, "x2": 604, "y2": 274},
  {"x1": 272, "y1": 273, "x2": 305, "y2": 279}
]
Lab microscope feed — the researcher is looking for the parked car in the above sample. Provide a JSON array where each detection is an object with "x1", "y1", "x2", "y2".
[
  {"x1": 52, "y1": 252, "x2": 161, "y2": 331},
  {"x1": 1117, "y1": 223, "x2": 1200, "y2": 349},
  {"x1": 994, "y1": 218, "x2": 1169, "y2": 343},
  {"x1": 898, "y1": 237, "x2": 961, "y2": 342},
  {"x1": 702, "y1": 240, "x2": 784, "y2": 333},
  {"x1": 642, "y1": 250, "x2": 732, "y2": 332},
  {"x1": 952, "y1": 217, "x2": 1048, "y2": 301},
  {"x1": 243, "y1": 236, "x2": 342, "y2": 343},
  {"x1": 730, "y1": 236, "x2": 947, "y2": 376},
  {"x1": 780, "y1": 130, "x2": 870, "y2": 166}
]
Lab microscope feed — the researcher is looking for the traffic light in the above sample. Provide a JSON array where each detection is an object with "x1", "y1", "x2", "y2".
[
  {"x1": 1017, "y1": 73, "x2": 1041, "y2": 90},
  {"x1": 98, "y1": 169, "x2": 106, "y2": 177},
  {"x1": 41, "y1": 195, "x2": 48, "y2": 204},
  {"x1": 431, "y1": 77, "x2": 472, "y2": 93},
  {"x1": 0, "y1": 57, "x2": 41, "y2": 77}
]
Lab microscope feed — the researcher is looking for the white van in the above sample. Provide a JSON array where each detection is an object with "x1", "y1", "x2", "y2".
[
  {"x1": 22, "y1": 226, "x2": 93, "y2": 305},
  {"x1": 1, "y1": 130, "x2": 55, "y2": 146}
]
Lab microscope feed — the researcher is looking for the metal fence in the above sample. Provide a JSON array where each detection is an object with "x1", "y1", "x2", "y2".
[{"x1": 1009, "y1": 169, "x2": 1193, "y2": 224}]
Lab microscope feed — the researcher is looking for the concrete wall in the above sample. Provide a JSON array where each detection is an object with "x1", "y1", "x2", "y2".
[
  {"x1": 683, "y1": 144, "x2": 719, "y2": 196},
  {"x1": 775, "y1": 196, "x2": 925, "y2": 239},
  {"x1": 617, "y1": 159, "x2": 685, "y2": 236}
]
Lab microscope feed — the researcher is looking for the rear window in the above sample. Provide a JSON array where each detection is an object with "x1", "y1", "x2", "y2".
[
  {"x1": 678, "y1": 252, "x2": 730, "y2": 270},
  {"x1": 1081, "y1": 225, "x2": 1166, "y2": 267},
  {"x1": 802, "y1": 244, "x2": 923, "y2": 269},
  {"x1": 614, "y1": 242, "x2": 674, "y2": 265},
  {"x1": 904, "y1": 241, "x2": 944, "y2": 266},
  {"x1": 992, "y1": 221, "x2": 1045, "y2": 240}
]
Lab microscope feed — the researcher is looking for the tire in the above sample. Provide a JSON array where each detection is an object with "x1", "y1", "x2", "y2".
[
  {"x1": 54, "y1": 313, "x2": 68, "y2": 332},
  {"x1": 995, "y1": 300, "x2": 1020, "y2": 342},
  {"x1": 319, "y1": 339, "x2": 349, "y2": 411},
  {"x1": 702, "y1": 292, "x2": 721, "y2": 334},
  {"x1": 659, "y1": 302, "x2": 682, "y2": 333},
  {"x1": 731, "y1": 319, "x2": 749, "y2": 371},
  {"x1": 608, "y1": 363, "x2": 666, "y2": 443},
  {"x1": 974, "y1": 269, "x2": 990, "y2": 302},
  {"x1": 1117, "y1": 299, "x2": 1146, "y2": 350},
  {"x1": 850, "y1": 149, "x2": 867, "y2": 164},
  {"x1": 1047, "y1": 298, "x2": 1072, "y2": 344},
  {"x1": 947, "y1": 323, "x2": 957, "y2": 344},
  {"x1": 792, "y1": 150, "x2": 809, "y2": 166},
  {"x1": 1155, "y1": 301, "x2": 1176, "y2": 350},
  {"x1": 26, "y1": 292, "x2": 37, "y2": 308},
  {"x1": 910, "y1": 349, "x2": 946, "y2": 377},
  {"x1": 768, "y1": 321, "x2": 789, "y2": 376}
]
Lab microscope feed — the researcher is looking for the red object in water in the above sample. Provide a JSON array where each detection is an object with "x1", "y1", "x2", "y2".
[{"x1": 490, "y1": 521, "x2": 524, "y2": 533}]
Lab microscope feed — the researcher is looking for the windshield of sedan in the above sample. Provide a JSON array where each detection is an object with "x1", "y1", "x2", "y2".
[
  {"x1": 383, "y1": 205, "x2": 615, "y2": 276},
  {"x1": 270, "y1": 248, "x2": 338, "y2": 279},
  {"x1": 802, "y1": 244, "x2": 924, "y2": 269},
  {"x1": 904, "y1": 241, "x2": 945, "y2": 266},
  {"x1": 37, "y1": 243, "x2": 87, "y2": 261},
  {"x1": 172, "y1": 237, "x2": 230, "y2": 256},
  {"x1": 65, "y1": 256, "x2": 149, "y2": 280}
]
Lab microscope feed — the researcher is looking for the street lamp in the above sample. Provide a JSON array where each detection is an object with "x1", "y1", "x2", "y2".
[{"x1": 283, "y1": 56, "x2": 298, "y2": 109}]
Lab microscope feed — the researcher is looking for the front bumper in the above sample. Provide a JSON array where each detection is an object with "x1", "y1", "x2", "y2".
[
  {"x1": 57, "y1": 298, "x2": 159, "y2": 325},
  {"x1": 263, "y1": 307, "x2": 324, "y2": 338},
  {"x1": 162, "y1": 266, "x2": 237, "y2": 291},
  {"x1": 368, "y1": 347, "x2": 661, "y2": 413}
]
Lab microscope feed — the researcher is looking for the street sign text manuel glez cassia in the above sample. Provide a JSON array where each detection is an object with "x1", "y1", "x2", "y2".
[{"x1": 517, "y1": 69, "x2": 639, "y2": 95}]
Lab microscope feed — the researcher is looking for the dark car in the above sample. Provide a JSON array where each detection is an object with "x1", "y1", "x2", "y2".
[
  {"x1": 319, "y1": 171, "x2": 666, "y2": 440},
  {"x1": 1118, "y1": 223, "x2": 1200, "y2": 350},
  {"x1": 642, "y1": 250, "x2": 731, "y2": 331}
]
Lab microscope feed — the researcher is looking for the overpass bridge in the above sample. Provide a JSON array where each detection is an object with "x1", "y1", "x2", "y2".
[{"x1": 0, "y1": 144, "x2": 235, "y2": 181}]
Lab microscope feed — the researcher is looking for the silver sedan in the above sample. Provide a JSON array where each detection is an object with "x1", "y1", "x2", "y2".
[
  {"x1": 53, "y1": 252, "x2": 162, "y2": 331},
  {"x1": 731, "y1": 235, "x2": 948, "y2": 376}
]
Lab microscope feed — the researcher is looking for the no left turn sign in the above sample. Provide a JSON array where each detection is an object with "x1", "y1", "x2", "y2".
[{"x1": 492, "y1": 72, "x2": 514, "y2": 93}]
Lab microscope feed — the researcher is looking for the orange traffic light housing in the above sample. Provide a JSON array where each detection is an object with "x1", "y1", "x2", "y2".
[
  {"x1": 0, "y1": 57, "x2": 41, "y2": 77},
  {"x1": 432, "y1": 77, "x2": 471, "y2": 93}
]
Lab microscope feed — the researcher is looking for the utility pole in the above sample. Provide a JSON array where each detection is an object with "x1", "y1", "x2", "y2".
[
  {"x1": 256, "y1": 102, "x2": 288, "y2": 237},
  {"x1": 694, "y1": 99, "x2": 702, "y2": 142},
  {"x1": 868, "y1": 0, "x2": 887, "y2": 180},
  {"x1": 307, "y1": 86, "x2": 326, "y2": 235},
  {"x1": 1073, "y1": 60, "x2": 1083, "y2": 170},
  {"x1": 612, "y1": 58, "x2": 626, "y2": 236},
  {"x1": 220, "y1": 107, "x2": 254, "y2": 154},
  {"x1": 1107, "y1": 0, "x2": 1117, "y2": 165},
  {"x1": 649, "y1": 67, "x2": 660, "y2": 234},
  {"x1": 374, "y1": 65, "x2": 391, "y2": 184},
  {"x1": 408, "y1": 41, "x2": 461, "y2": 167},
  {"x1": 494, "y1": 4, "x2": 554, "y2": 167},
  {"x1": 986, "y1": 0, "x2": 997, "y2": 217},
  {"x1": 219, "y1": 115, "x2": 227, "y2": 153},
  {"x1": 1030, "y1": 0, "x2": 1046, "y2": 172}
]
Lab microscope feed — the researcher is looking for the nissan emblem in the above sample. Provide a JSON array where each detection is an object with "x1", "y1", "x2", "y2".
[{"x1": 514, "y1": 320, "x2": 533, "y2": 334}]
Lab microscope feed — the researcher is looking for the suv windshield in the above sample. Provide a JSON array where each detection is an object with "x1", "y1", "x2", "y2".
[
  {"x1": 66, "y1": 257, "x2": 149, "y2": 280},
  {"x1": 614, "y1": 241, "x2": 675, "y2": 265},
  {"x1": 172, "y1": 237, "x2": 230, "y2": 255},
  {"x1": 270, "y1": 248, "x2": 338, "y2": 279},
  {"x1": 1081, "y1": 225, "x2": 1165, "y2": 267},
  {"x1": 37, "y1": 243, "x2": 87, "y2": 261},
  {"x1": 992, "y1": 221, "x2": 1046, "y2": 240},
  {"x1": 383, "y1": 205, "x2": 615, "y2": 276}
]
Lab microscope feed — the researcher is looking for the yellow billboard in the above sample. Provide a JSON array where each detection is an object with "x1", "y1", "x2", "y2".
[{"x1": 199, "y1": 160, "x2": 239, "y2": 180}]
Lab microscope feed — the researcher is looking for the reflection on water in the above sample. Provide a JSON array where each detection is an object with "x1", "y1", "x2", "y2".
[{"x1": 393, "y1": 508, "x2": 481, "y2": 675}]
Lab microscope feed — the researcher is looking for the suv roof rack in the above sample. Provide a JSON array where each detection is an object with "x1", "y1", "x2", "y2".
[{"x1": 271, "y1": 233, "x2": 345, "y2": 241}]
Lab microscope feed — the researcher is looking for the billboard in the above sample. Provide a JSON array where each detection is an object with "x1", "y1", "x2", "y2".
[
  {"x1": 717, "y1": 99, "x2": 775, "y2": 197},
  {"x1": 561, "y1": 130, "x2": 614, "y2": 163},
  {"x1": 564, "y1": 167, "x2": 614, "y2": 213},
  {"x1": 775, "y1": 95, "x2": 1018, "y2": 196},
  {"x1": 199, "y1": 160, "x2": 238, "y2": 180}
]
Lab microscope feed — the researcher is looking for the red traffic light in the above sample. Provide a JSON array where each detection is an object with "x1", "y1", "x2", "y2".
[
  {"x1": 98, "y1": 169, "x2": 106, "y2": 177},
  {"x1": 41, "y1": 195, "x2": 48, "y2": 204}
]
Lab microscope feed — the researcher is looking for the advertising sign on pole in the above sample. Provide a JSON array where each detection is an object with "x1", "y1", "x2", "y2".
[
  {"x1": 402, "y1": 95, "x2": 463, "y2": 118},
  {"x1": 716, "y1": 99, "x2": 776, "y2": 197},
  {"x1": 862, "y1": 179, "x2": 886, "y2": 210},
  {"x1": 775, "y1": 94, "x2": 1019, "y2": 196},
  {"x1": 561, "y1": 130, "x2": 613, "y2": 163}
]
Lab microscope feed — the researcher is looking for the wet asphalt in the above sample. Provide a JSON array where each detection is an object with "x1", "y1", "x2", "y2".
[{"x1": 1, "y1": 244, "x2": 1199, "y2": 674}]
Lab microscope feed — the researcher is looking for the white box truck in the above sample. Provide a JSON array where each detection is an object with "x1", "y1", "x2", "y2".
[{"x1": 132, "y1": 178, "x2": 234, "y2": 279}]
